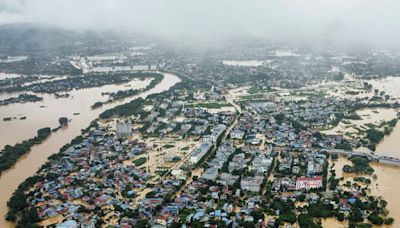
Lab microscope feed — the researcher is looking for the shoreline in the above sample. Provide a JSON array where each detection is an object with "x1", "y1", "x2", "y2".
[{"x1": 0, "y1": 72, "x2": 181, "y2": 228}]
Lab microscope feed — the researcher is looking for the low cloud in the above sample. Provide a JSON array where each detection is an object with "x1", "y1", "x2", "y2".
[{"x1": 1, "y1": 0, "x2": 400, "y2": 48}]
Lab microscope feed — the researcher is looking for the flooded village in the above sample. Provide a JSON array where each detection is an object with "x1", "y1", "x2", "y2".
[{"x1": 0, "y1": 30, "x2": 400, "y2": 228}]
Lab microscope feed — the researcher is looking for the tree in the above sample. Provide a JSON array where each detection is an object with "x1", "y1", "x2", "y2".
[
  {"x1": 349, "y1": 207, "x2": 364, "y2": 223},
  {"x1": 16, "y1": 207, "x2": 41, "y2": 227},
  {"x1": 384, "y1": 217, "x2": 394, "y2": 225},
  {"x1": 368, "y1": 213, "x2": 384, "y2": 225},
  {"x1": 37, "y1": 127, "x2": 51, "y2": 139},
  {"x1": 243, "y1": 221, "x2": 256, "y2": 228},
  {"x1": 135, "y1": 219, "x2": 148, "y2": 228},
  {"x1": 58, "y1": 117, "x2": 68, "y2": 126},
  {"x1": 250, "y1": 210, "x2": 265, "y2": 221},
  {"x1": 279, "y1": 212, "x2": 297, "y2": 224},
  {"x1": 298, "y1": 214, "x2": 321, "y2": 228}
]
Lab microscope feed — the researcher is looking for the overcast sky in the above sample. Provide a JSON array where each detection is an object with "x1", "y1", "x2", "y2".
[{"x1": 1, "y1": 0, "x2": 400, "y2": 48}]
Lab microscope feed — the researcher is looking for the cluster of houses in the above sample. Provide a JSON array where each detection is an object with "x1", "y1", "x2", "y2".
[{"x1": 25, "y1": 127, "x2": 154, "y2": 226}]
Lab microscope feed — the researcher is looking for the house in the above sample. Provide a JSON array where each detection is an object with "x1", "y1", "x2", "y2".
[
  {"x1": 240, "y1": 176, "x2": 263, "y2": 192},
  {"x1": 56, "y1": 220, "x2": 79, "y2": 228},
  {"x1": 250, "y1": 155, "x2": 273, "y2": 173},
  {"x1": 202, "y1": 168, "x2": 218, "y2": 181},
  {"x1": 217, "y1": 173, "x2": 239, "y2": 186},
  {"x1": 230, "y1": 129, "x2": 245, "y2": 139}
]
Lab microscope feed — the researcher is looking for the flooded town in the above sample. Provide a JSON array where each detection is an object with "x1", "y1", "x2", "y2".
[{"x1": 1, "y1": 1, "x2": 400, "y2": 228}]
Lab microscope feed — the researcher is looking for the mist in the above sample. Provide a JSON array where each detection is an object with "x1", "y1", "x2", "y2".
[{"x1": 1, "y1": 0, "x2": 400, "y2": 49}]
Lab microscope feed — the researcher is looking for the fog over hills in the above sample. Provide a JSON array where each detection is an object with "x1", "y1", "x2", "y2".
[{"x1": 0, "y1": 0, "x2": 400, "y2": 49}]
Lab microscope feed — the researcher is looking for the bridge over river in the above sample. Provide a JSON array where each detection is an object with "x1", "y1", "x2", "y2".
[{"x1": 323, "y1": 149, "x2": 400, "y2": 166}]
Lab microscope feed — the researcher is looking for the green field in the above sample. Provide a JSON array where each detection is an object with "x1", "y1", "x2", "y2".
[
  {"x1": 132, "y1": 157, "x2": 147, "y2": 166},
  {"x1": 193, "y1": 102, "x2": 231, "y2": 109}
]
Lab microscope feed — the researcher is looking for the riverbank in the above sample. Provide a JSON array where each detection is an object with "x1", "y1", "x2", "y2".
[
  {"x1": 332, "y1": 156, "x2": 400, "y2": 228},
  {"x1": 0, "y1": 78, "x2": 150, "y2": 150},
  {"x1": 0, "y1": 72, "x2": 181, "y2": 228}
]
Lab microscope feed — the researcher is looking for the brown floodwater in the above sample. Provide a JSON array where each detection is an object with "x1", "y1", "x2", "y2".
[
  {"x1": 331, "y1": 156, "x2": 400, "y2": 228},
  {"x1": 324, "y1": 76, "x2": 400, "y2": 227},
  {"x1": 0, "y1": 72, "x2": 180, "y2": 227},
  {"x1": 0, "y1": 78, "x2": 151, "y2": 149}
]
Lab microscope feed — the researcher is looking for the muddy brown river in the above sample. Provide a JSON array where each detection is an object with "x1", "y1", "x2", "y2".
[{"x1": 0, "y1": 72, "x2": 180, "y2": 227}]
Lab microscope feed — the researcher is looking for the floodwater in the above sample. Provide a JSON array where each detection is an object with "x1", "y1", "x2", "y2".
[
  {"x1": 0, "y1": 72, "x2": 180, "y2": 228},
  {"x1": 322, "y1": 107, "x2": 398, "y2": 138},
  {"x1": 332, "y1": 156, "x2": 400, "y2": 228},
  {"x1": 324, "y1": 77, "x2": 400, "y2": 227},
  {"x1": 0, "y1": 78, "x2": 151, "y2": 149},
  {"x1": 370, "y1": 77, "x2": 400, "y2": 159},
  {"x1": 322, "y1": 217, "x2": 348, "y2": 228}
]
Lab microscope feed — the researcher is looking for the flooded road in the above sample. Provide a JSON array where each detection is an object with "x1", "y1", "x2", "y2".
[{"x1": 0, "y1": 72, "x2": 181, "y2": 227}]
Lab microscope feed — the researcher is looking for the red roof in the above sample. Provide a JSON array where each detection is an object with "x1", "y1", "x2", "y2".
[{"x1": 297, "y1": 176, "x2": 322, "y2": 181}]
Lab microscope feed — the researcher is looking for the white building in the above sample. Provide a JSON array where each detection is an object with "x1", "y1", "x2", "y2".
[
  {"x1": 189, "y1": 142, "x2": 212, "y2": 165},
  {"x1": 116, "y1": 122, "x2": 132, "y2": 138}
]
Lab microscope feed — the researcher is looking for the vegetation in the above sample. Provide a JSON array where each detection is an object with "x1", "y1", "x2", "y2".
[
  {"x1": 99, "y1": 97, "x2": 146, "y2": 119},
  {"x1": 298, "y1": 214, "x2": 321, "y2": 228},
  {"x1": 132, "y1": 157, "x2": 147, "y2": 166},
  {"x1": 367, "y1": 213, "x2": 384, "y2": 225},
  {"x1": 343, "y1": 156, "x2": 374, "y2": 175},
  {"x1": 353, "y1": 176, "x2": 371, "y2": 184},
  {"x1": 6, "y1": 121, "x2": 99, "y2": 226},
  {"x1": 344, "y1": 112, "x2": 362, "y2": 120},
  {"x1": 58, "y1": 117, "x2": 68, "y2": 126},
  {"x1": 6, "y1": 175, "x2": 44, "y2": 223},
  {"x1": 335, "y1": 143, "x2": 352, "y2": 150},
  {"x1": 0, "y1": 93, "x2": 43, "y2": 106},
  {"x1": 91, "y1": 73, "x2": 163, "y2": 109},
  {"x1": 0, "y1": 127, "x2": 52, "y2": 175},
  {"x1": 192, "y1": 102, "x2": 231, "y2": 109},
  {"x1": 1, "y1": 71, "x2": 161, "y2": 93},
  {"x1": 163, "y1": 144, "x2": 175, "y2": 149},
  {"x1": 248, "y1": 85, "x2": 266, "y2": 94},
  {"x1": 366, "y1": 128, "x2": 384, "y2": 144},
  {"x1": 384, "y1": 217, "x2": 394, "y2": 225}
]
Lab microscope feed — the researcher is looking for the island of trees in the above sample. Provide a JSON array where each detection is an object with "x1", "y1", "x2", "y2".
[
  {"x1": 91, "y1": 73, "x2": 163, "y2": 109},
  {"x1": 0, "y1": 93, "x2": 43, "y2": 106}
]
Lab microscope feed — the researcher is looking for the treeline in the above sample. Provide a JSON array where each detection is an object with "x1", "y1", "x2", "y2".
[
  {"x1": 0, "y1": 57, "x2": 82, "y2": 76},
  {"x1": 91, "y1": 73, "x2": 163, "y2": 109},
  {"x1": 6, "y1": 175, "x2": 44, "y2": 224},
  {"x1": 6, "y1": 121, "x2": 99, "y2": 226},
  {"x1": 364, "y1": 118, "x2": 398, "y2": 151},
  {"x1": 0, "y1": 93, "x2": 43, "y2": 106},
  {"x1": 1, "y1": 71, "x2": 163, "y2": 93},
  {"x1": 99, "y1": 97, "x2": 147, "y2": 119},
  {"x1": 0, "y1": 127, "x2": 52, "y2": 175}
]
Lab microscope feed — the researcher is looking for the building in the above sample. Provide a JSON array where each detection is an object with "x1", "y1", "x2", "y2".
[
  {"x1": 230, "y1": 129, "x2": 245, "y2": 139},
  {"x1": 56, "y1": 220, "x2": 79, "y2": 228},
  {"x1": 295, "y1": 176, "x2": 323, "y2": 191},
  {"x1": 116, "y1": 122, "x2": 132, "y2": 138},
  {"x1": 250, "y1": 155, "x2": 273, "y2": 173},
  {"x1": 189, "y1": 143, "x2": 212, "y2": 165},
  {"x1": 240, "y1": 176, "x2": 263, "y2": 192},
  {"x1": 202, "y1": 167, "x2": 219, "y2": 181}
]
